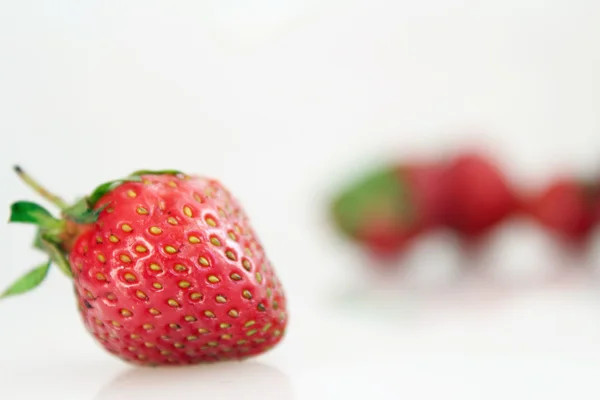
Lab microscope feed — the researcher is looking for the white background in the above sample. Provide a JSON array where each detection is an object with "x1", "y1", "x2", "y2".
[{"x1": 2, "y1": 1, "x2": 600, "y2": 398}]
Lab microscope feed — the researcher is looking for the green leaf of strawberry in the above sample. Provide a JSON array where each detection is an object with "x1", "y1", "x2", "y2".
[
  {"x1": 0, "y1": 260, "x2": 51, "y2": 299},
  {"x1": 62, "y1": 199, "x2": 107, "y2": 224},
  {"x1": 129, "y1": 169, "x2": 183, "y2": 177},
  {"x1": 39, "y1": 238, "x2": 73, "y2": 277},
  {"x1": 32, "y1": 229, "x2": 45, "y2": 251},
  {"x1": 87, "y1": 176, "x2": 143, "y2": 207},
  {"x1": 9, "y1": 201, "x2": 60, "y2": 227}
]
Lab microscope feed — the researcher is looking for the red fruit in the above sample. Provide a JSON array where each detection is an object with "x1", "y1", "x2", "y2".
[
  {"x1": 330, "y1": 162, "x2": 445, "y2": 259},
  {"x1": 397, "y1": 162, "x2": 447, "y2": 231},
  {"x1": 527, "y1": 178, "x2": 599, "y2": 243},
  {"x1": 358, "y1": 218, "x2": 416, "y2": 258},
  {"x1": 3, "y1": 168, "x2": 287, "y2": 366},
  {"x1": 441, "y1": 152, "x2": 517, "y2": 239}
]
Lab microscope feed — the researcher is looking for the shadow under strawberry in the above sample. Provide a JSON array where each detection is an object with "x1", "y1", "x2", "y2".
[{"x1": 94, "y1": 361, "x2": 294, "y2": 400}]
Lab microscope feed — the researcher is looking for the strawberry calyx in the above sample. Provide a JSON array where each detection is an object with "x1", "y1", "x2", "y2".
[
  {"x1": 330, "y1": 165, "x2": 414, "y2": 240},
  {"x1": 2, "y1": 167, "x2": 183, "y2": 299},
  {"x1": 9, "y1": 201, "x2": 73, "y2": 279}
]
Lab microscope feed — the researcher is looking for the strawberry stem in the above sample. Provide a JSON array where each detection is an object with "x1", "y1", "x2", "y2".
[{"x1": 14, "y1": 165, "x2": 69, "y2": 210}]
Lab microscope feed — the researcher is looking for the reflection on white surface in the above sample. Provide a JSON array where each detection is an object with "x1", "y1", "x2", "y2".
[
  {"x1": 94, "y1": 361, "x2": 293, "y2": 400},
  {"x1": 293, "y1": 354, "x2": 600, "y2": 399},
  {"x1": 93, "y1": 348, "x2": 600, "y2": 400}
]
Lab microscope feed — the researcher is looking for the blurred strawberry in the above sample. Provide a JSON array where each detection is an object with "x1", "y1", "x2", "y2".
[
  {"x1": 526, "y1": 178, "x2": 599, "y2": 244},
  {"x1": 441, "y1": 152, "x2": 518, "y2": 240},
  {"x1": 330, "y1": 162, "x2": 445, "y2": 259},
  {"x1": 399, "y1": 162, "x2": 447, "y2": 229}
]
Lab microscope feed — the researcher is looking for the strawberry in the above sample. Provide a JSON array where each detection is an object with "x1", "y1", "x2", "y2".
[
  {"x1": 2, "y1": 167, "x2": 287, "y2": 366},
  {"x1": 441, "y1": 152, "x2": 518, "y2": 240},
  {"x1": 329, "y1": 162, "x2": 445, "y2": 259},
  {"x1": 526, "y1": 178, "x2": 599, "y2": 244},
  {"x1": 398, "y1": 161, "x2": 447, "y2": 230}
]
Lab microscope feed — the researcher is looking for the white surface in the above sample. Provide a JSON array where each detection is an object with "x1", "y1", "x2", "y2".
[{"x1": 2, "y1": 1, "x2": 600, "y2": 399}]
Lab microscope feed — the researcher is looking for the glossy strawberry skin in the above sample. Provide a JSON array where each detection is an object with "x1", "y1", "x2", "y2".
[
  {"x1": 527, "y1": 179, "x2": 598, "y2": 243},
  {"x1": 441, "y1": 153, "x2": 517, "y2": 239},
  {"x1": 69, "y1": 174, "x2": 287, "y2": 365}
]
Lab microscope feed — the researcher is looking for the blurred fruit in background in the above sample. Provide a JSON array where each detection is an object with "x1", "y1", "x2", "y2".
[
  {"x1": 441, "y1": 152, "x2": 519, "y2": 242},
  {"x1": 525, "y1": 177, "x2": 600, "y2": 246},
  {"x1": 329, "y1": 165, "x2": 416, "y2": 260},
  {"x1": 329, "y1": 146, "x2": 600, "y2": 270},
  {"x1": 329, "y1": 161, "x2": 446, "y2": 260}
]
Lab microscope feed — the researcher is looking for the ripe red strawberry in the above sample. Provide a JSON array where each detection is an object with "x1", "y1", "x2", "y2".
[
  {"x1": 441, "y1": 152, "x2": 518, "y2": 239},
  {"x1": 329, "y1": 162, "x2": 445, "y2": 259},
  {"x1": 526, "y1": 178, "x2": 599, "y2": 244},
  {"x1": 2, "y1": 167, "x2": 287, "y2": 366}
]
